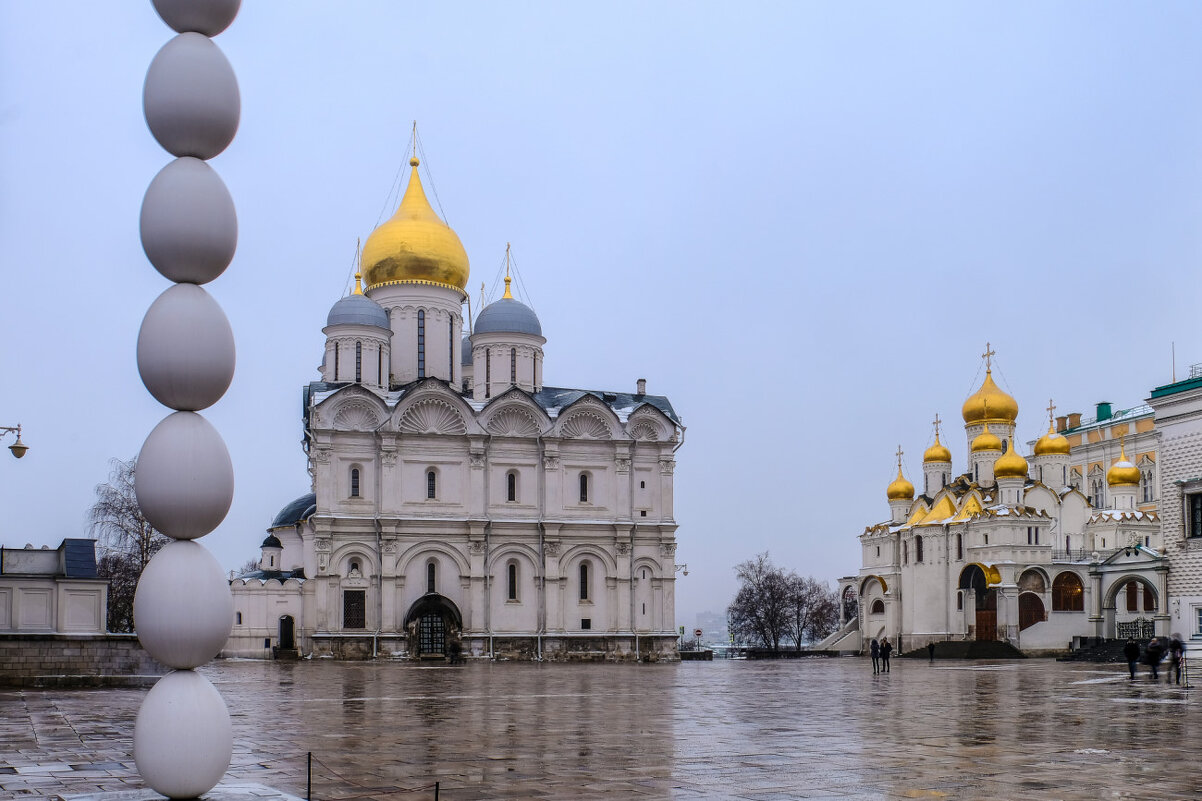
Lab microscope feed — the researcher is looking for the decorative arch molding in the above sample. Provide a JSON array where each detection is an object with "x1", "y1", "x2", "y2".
[
  {"x1": 315, "y1": 386, "x2": 388, "y2": 431},
  {"x1": 394, "y1": 541, "x2": 471, "y2": 577},
  {"x1": 399, "y1": 398, "x2": 468, "y2": 435},
  {"x1": 1101, "y1": 573, "x2": 1160, "y2": 609},
  {"x1": 329, "y1": 545, "x2": 378, "y2": 577},
  {"x1": 960, "y1": 562, "x2": 1002, "y2": 587},
  {"x1": 485, "y1": 406, "x2": 544, "y2": 438},
  {"x1": 559, "y1": 543, "x2": 619, "y2": 574},
  {"x1": 632, "y1": 556, "x2": 662, "y2": 579},
  {"x1": 627, "y1": 404, "x2": 675, "y2": 442},
  {"x1": 859, "y1": 574, "x2": 888, "y2": 596},
  {"x1": 1017, "y1": 566, "x2": 1050, "y2": 593},
  {"x1": 559, "y1": 412, "x2": 613, "y2": 440},
  {"x1": 628, "y1": 420, "x2": 662, "y2": 442},
  {"x1": 488, "y1": 543, "x2": 542, "y2": 572}
]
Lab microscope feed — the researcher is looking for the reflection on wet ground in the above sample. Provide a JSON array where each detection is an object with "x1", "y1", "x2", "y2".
[{"x1": 0, "y1": 658, "x2": 1197, "y2": 799}]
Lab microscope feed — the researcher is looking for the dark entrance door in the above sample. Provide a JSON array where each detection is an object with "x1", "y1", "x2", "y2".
[
  {"x1": 976, "y1": 590, "x2": 997, "y2": 641},
  {"x1": 279, "y1": 615, "x2": 295, "y2": 649},
  {"x1": 418, "y1": 613, "x2": 445, "y2": 656},
  {"x1": 1018, "y1": 593, "x2": 1044, "y2": 632}
]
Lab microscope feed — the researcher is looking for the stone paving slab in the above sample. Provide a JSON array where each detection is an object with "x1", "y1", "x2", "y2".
[{"x1": 0, "y1": 658, "x2": 1197, "y2": 799}]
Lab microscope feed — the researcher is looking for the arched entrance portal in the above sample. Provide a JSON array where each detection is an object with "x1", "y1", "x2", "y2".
[
  {"x1": 1018, "y1": 593, "x2": 1044, "y2": 632},
  {"x1": 959, "y1": 564, "x2": 997, "y2": 641},
  {"x1": 404, "y1": 594, "x2": 463, "y2": 659},
  {"x1": 279, "y1": 615, "x2": 295, "y2": 650}
]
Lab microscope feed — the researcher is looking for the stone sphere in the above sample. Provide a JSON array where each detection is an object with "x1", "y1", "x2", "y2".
[
  {"x1": 134, "y1": 670, "x2": 232, "y2": 799},
  {"x1": 138, "y1": 284, "x2": 235, "y2": 411},
  {"x1": 144, "y1": 33, "x2": 240, "y2": 159},
  {"x1": 140, "y1": 157, "x2": 237, "y2": 284},
  {"x1": 152, "y1": 0, "x2": 241, "y2": 36},
  {"x1": 135, "y1": 412, "x2": 234, "y2": 540},
  {"x1": 134, "y1": 541, "x2": 234, "y2": 669}
]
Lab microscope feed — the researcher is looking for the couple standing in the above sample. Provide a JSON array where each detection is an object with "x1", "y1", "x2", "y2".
[{"x1": 870, "y1": 637, "x2": 892, "y2": 673}]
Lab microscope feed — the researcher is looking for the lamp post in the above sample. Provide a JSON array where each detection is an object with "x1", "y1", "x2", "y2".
[{"x1": 0, "y1": 425, "x2": 28, "y2": 459}]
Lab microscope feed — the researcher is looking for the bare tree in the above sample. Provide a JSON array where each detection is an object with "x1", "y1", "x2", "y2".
[
  {"x1": 783, "y1": 574, "x2": 839, "y2": 649},
  {"x1": 727, "y1": 552, "x2": 792, "y2": 651},
  {"x1": 88, "y1": 457, "x2": 168, "y2": 632}
]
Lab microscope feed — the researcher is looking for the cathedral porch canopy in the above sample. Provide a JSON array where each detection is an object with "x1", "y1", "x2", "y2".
[{"x1": 404, "y1": 592, "x2": 463, "y2": 628}]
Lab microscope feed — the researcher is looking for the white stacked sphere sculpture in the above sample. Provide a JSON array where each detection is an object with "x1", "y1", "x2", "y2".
[{"x1": 134, "y1": 1, "x2": 241, "y2": 796}]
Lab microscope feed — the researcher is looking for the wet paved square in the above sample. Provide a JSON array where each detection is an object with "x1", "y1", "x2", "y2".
[{"x1": 0, "y1": 657, "x2": 1197, "y2": 799}]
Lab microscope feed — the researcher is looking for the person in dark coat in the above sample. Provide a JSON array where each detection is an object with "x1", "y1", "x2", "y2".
[
  {"x1": 927, "y1": 641, "x2": 936, "y2": 662},
  {"x1": 1169, "y1": 636, "x2": 1184, "y2": 685},
  {"x1": 870, "y1": 639, "x2": 880, "y2": 674},
  {"x1": 1123, "y1": 638, "x2": 1140, "y2": 680},
  {"x1": 1145, "y1": 637, "x2": 1165, "y2": 681},
  {"x1": 880, "y1": 637, "x2": 893, "y2": 673}
]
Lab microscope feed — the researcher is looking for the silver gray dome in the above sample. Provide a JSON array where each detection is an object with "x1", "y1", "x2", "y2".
[
  {"x1": 461, "y1": 335, "x2": 473, "y2": 365},
  {"x1": 474, "y1": 298, "x2": 542, "y2": 337},
  {"x1": 326, "y1": 294, "x2": 389, "y2": 330}
]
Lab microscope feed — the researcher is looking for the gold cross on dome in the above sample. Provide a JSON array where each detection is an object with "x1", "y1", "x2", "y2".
[
  {"x1": 1046, "y1": 398, "x2": 1056, "y2": 423},
  {"x1": 933, "y1": 413, "x2": 942, "y2": 438},
  {"x1": 895, "y1": 444, "x2": 904, "y2": 468},
  {"x1": 981, "y1": 342, "x2": 996, "y2": 370}
]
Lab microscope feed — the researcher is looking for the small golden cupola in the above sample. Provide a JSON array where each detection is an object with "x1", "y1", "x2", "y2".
[
  {"x1": 1034, "y1": 420, "x2": 1071, "y2": 456},
  {"x1": 923, "y1": 420, "x2": 952, "y2": 463},
  {"x1": 886, "y1": 448, "x2": 914, "y2": 501},
  {"x1": 1107, "y1": 441, "x2": 1141, "y2": 487},
  {"x1": 993, "y1": 436, "x2": 1029, "y2": 479},
  {"x1": 360, "y1": 157, "x2": 470, "y2": 291},
  {"x1": 962, "y1": 345, "x2": 1018, "y2": 424},
  {"x1": 971, "y1": 422, "x2": 1002, "y2": 453}
]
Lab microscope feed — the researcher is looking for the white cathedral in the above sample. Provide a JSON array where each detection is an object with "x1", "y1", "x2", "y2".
[
  {"x1": 825, "y1": 349, "x2": 1168, "y2": 656},
  {"x1": 223, "y1": 157, "x2": 684, "y2": 661}
]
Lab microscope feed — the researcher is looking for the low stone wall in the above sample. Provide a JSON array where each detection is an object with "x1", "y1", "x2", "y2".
[{"x1": 0, "y1": 633, "x2": 165, "y2": 688}]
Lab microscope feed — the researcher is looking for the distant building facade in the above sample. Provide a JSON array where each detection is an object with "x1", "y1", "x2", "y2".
[
  {"x1": 226, "y1": 159, "x2": 684, "y2": 661},
  {"x1": 0, "y1": 539, "x2": 107, "y2": 634}
]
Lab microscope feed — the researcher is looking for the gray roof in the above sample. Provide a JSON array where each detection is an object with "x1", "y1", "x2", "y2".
[
  {"x1": 270, "y1": 493, "x2": 316, "y2": 528},
  {"x1": 62, "y1": 539, "x2": 98, "y2": 578},
  {"x1": 234, "y1": 567, "x2": 306, "y2": 582},
  {"x1": 461, "y1": 335, "x2": 473, "y2": 365},
  {"x1": 474, "y1": 298, "x2": 542, "y2": 336},
  {"x1": 326, "y1": 293, "x2": 389, "y2": 330},
  {"x1": 261, "y1": 534, "x2": 283, "y2": 549}
]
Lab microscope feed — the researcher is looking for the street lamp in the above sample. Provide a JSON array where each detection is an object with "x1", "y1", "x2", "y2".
[
  {"x1": 0, "y1": 425, "x2": 27, "y2": 459},
  {"x1": 675, "y1": 563, "x2": 688, "y2": 576}
]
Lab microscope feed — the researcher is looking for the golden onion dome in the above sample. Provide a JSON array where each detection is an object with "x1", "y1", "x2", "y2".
[
  {"x1": 993, "y1": 442, "x2": 1029, "y2": 479},
  {"x1": 962, "y1": 369, "x2": 1018, "y2": 425},
  {"x1": 886, "y1": 464, "x2": 914, "y2": 501},
  {"x1": 971, "y1": 423, "x2": 1002, "y2": 453},
  {"x1": 361, "y1": 157, "x2": 470, "y2": 291},
  {"x1": 1107, "y1": 443, "x2": 1141, "y2": 487},
  {"x1": 924, "y1": 432, "x2": 952, "y2": 464},
  {"x1": 1033, "y1": 420, "x2": 1071, "y2": 456}
]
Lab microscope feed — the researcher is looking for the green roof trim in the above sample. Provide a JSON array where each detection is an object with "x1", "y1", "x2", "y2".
[{"x1": 1150, "y1": 375, "x2": 1202, "y2": 399}]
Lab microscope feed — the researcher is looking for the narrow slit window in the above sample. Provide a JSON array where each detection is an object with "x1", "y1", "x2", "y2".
[
  {"x1": 427, "y1": 470, "x2": 436, "y2": 499},
  {"x1": 485, "y1": 350, "x2": 491, "y2": 398},
  {"x1": 333, "y1": 345, "x2": 340, "y2": 381},
  {"x1": 449, "y1": 319, "x2": 455, "y2": 382},
  {"x1": 579, "y1": 473, "x2": 589, "y2": 503},
  {"x1": 350, "y1": 467, "x2": 360, "y2": 498},
  {"x1": 510, "y1": 348, "x2": 517, "y2": 383},
  {"x1": 579, "y1": 562, "x2": 590, "y2": 601},
  {"x1": 507, "y1": 472, "x2": 517, "y2": 502},
  {"x1": 427, "y1": 562, "x2": 436, "y2": 594},
  {"x1": 507, "y1": 563, "x2": 517, "y2": 601},
  {"x1": 355, "y1": 341, "x2": 362, "y2": 382}
]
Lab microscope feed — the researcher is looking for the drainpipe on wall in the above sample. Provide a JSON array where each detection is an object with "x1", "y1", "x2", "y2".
[
  {"x1": 484, "y1": 434, "x2": 493, "y2": 659},
  {"x1": 371, "y1": 422, "x2": 387, "y2": 660},
  {"x1": 629, "y1": 436, "x2": 638, "y2": 662},
  {"x1": 536, "y1": 434, "x2": 545, "y2": 661}
]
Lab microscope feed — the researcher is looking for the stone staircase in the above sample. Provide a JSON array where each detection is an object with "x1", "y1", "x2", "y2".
[
  {"x1": 1058, "y1": 638, "x2": 1146, "y2": 663},
  {"x1": 900, "y1": 640, "x2": 1026, "y2": 660}
]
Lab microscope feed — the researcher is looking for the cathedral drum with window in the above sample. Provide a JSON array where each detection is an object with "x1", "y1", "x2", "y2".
[
  {"x1": 225, "y1": 158, "x2": 684, "y2": 661},
  {"x1": 823, "y1": 351, "x2": 1168, "y2": 657}
]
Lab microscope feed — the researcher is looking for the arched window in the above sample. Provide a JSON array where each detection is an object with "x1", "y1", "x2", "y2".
[
  {"x1": 903, "y1": 541, "x2": 908, "y2": 564},
  {"x1": 956, "y1": 591, "x2": 963, "y2": 611},
  {"x1": 449, "y1": 319, "x2": 455, "y2": 382},
  {"x1": 507, "y1": 562, "x2": 518, "y2": 601},
  {"x1": 355, "y1": 341, "x2": 362, "y2": 382},
  {"x1": 350, "y1": 467, "x2": 360, "y2": 498},
  {"x1": 956, "y1": 533, "x2": 963, "y2": 561},
  {"x1": 1141, "y1": 469, "x2": 1155, "y2": 503},
  {"x1": 915, "y1": 536, "x2": 924, "y2": 563},
  {"x1": 427, "y1": 561, "x2": 436, "y2": 594},
  {"x1": 427, "y1": 470, "x2": 437, "y2": 500},
  {"x1": 485, "y1": 349, "x2": 491, "y2": 398},
  {"x1": 510, "y1": 348, "x2": 517, "y2": 383},
  {"x1": 1051, "y1": 572, "x2": 1084, "y2": 611},
  {"x1": 333, "y1": 345, "x2": 340, "y2": 381},
  {"x1": 378, "y1": 348, "x2": 384, "y2": 386},
  {"x1": 579, "y1": 562, "x2": 590, "y2": 601},
  {"x1": 870, "y1": 599, "x2": 885, "y2": 614},
  {"x1": 579, "y1": 473, "x2": 589, "y2": 503},
  {"x1": 507, "y1": 472, "x2": 517, "y2": 502},
  {"x1": 416, "y1": 310, "x2": 426, "y2": 379},
  {"x1": 1126, "y1": 581, "x2": 1138, "y2": 611}
]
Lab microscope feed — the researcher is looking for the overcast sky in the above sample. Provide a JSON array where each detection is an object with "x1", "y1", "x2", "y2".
[{"x1": 3, "y1": 3, "x2": 1202, "y2": 627}]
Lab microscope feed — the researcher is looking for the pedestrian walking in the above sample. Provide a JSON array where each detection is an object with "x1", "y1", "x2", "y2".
[
  {"x1": 880, "y1": 637, "x2": 892, "y2": 673},
  {"x1": 1169, "y1": 636, "x2": 1184, "y2": 685},
  {"x1": 1145, "y1": 637, "x2": 1165, "y2": 681},
  {"x1": 870, "y1": 638, "x2": 880, "y2": 674},
  {"x1": 927, "y1": 641, "x2": 936, "y2": 662},
  {"x1": 1123, "y1": 638, "x2": 1140, "y2": 680}
]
